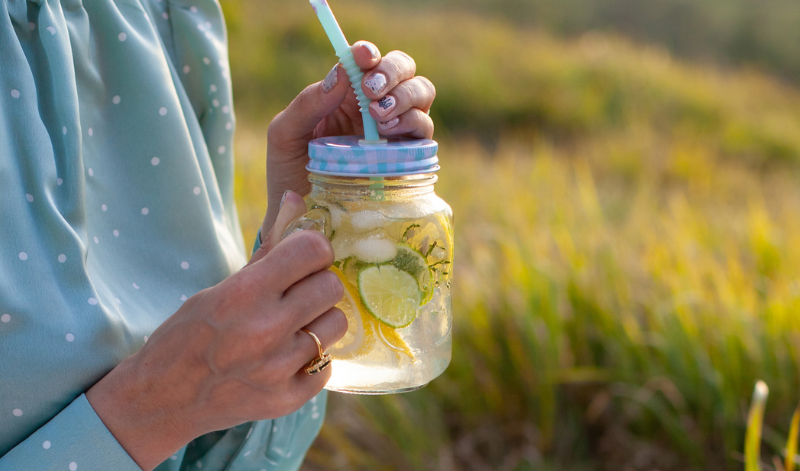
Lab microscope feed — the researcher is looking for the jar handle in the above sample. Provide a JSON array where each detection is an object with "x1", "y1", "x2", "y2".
[{"x1": 281, "y1": 207, "x2": 334, "y2": 241}]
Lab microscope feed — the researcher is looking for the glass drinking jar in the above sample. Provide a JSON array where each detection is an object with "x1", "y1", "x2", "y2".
[{"x1": 284, "y1": 136, "x2": 453, "y2": 394}]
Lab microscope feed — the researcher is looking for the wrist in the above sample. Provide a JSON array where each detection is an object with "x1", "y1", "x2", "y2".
[{"x1": 86, "y1": 353, "x2": 194, "y2": 471}]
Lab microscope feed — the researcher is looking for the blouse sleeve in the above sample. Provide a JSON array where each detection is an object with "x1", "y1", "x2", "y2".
[{"x1": 0, "y1": 395, "x2": 141, "y2": 471}]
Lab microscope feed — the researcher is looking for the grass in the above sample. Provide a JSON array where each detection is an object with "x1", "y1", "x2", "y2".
[{"x1": 224, "y1": 1, "x2": 800, "y2": 469}]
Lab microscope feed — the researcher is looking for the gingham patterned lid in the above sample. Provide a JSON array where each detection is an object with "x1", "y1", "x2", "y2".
[{"x1": 307, "y1": 135, "x2": 439, "y2": 176}]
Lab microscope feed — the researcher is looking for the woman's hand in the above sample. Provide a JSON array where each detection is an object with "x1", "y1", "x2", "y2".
[
  {"x1": 86, "y1": 193, "x2": 347, "y2": 471},
  {"x1": 263, "y1": 41, "x2": 436, "y2": 234}
]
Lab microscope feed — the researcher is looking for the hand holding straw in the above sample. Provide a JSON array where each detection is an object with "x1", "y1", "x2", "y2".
[{"x1": 309, "y1": 0, "x2": 383, "y2": 144}]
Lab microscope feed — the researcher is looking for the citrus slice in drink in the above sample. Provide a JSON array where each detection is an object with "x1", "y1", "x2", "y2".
[
  {"x1": 373, "y1": 320, "x2": 415, "y2": 361},
  {"x1": 328, "y1": 266, "x2": 374, "y2": 360},
  {"x1": 358, "y1": 265, "x2": 421, "y2": 328},
  {"x1": 390, "y1": 244, "x2": 434, "y2": 305}
]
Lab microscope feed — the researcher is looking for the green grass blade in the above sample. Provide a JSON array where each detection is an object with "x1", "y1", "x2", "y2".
[
  {"x1": 746, "y1": 381, "x2": 769, "y2": 471},
  {"x1": 786, "y1": 402, "x2": 800, "y2": 471}
]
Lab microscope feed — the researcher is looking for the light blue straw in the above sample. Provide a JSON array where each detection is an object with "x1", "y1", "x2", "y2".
[{"x1": 309, "y1": 0, "x2": 382, "y2": 143}]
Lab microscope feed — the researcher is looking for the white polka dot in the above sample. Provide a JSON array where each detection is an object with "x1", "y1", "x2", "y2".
[
  {"x1": 144, "y1": 335, "x2": 149, "y2": 343},
  {"x1": 170, "y1": 455, "x2": 178, "y2": 461},
  {"x1": 26, "y1": 193, "x2": 33, "y2": 202},
  {"x1": 190, "y1": 6, "x2": 198, "y2": 12},
  {"x1": 243, "y1": 451, "x2": 251, "y2": 457},
  {"x1": 42, "y1": 440, "x2": 51, "y2": 449},
  {"x1": 162, "y1": 12, "x2": 169, "y2": 19},
  {"x1": 133, "y1": 283, "x2": 140, "y2": 289},
  {"x1": 193, "y1": 186, "x2": 201, "y2": 195},
  {"x1": 222, "y1": 105, "x2": 230, "y2": 114},
  {"x1": 88, "y1": 128, "x2": 93, "y2": 136},
  {"x1": 12, "y1": 409, "x2": 22, "y2": 417},
  {"x1": 212, "y1": 99, "x2": 219, "y2": 107},
  {"x1": 196, "y1": 461, "x2": 202, "y2": 468},
  {"x1": 219, "y1": 59, "x2": 226, "y2": 67},
  {"x1": 225, "y1": 122, "x2": 232, "y2": 130},
  {"x1": 58, "y1": 254, "x2": 66, "y2": 263},
  {"x1": 112, "y1": 95, "x2": 121, "y2": 104},
  {"x1": 159, "y1": 107, "x2": 167, "y2": 116},
  {"x1": 93, "y1": 236, "x2": 99, "y2": 244},
  {"x1": 217, "y1": 146, "x2": 226, "y2": 154},
  {"x1": 183, "y1": 65, "x2": 191, "y2": 74},
  {"x1": 203, "y1": 57, "x2": 210, "y2": 65},
  {"x1": 47, "y1": 26, "x2": 55, "y2": 35},
  {"x1": 88, "y1": 297, "x2": 98, "y2": 305},
  {"x1": 180, "y1": 295, "x2": 188, "y2": 301},
  {"x1": 210, "y1": 84, "x2": 217, "y2": 92},
  {"x1": 286, "y1": 452, "x2": 292, "y2": 458},
  {"x1": 101, "y1": 204, "x2": 107, "y2": 211},
  {"x1": 115, "y1": 298, "x2": 122, "y2": 304},
  {"x1": 222, "y1": 69, "x2": 229, "y2": 79},
  {"x1": 57, "y1": 178, "x2": 63, "y2": 186},
  {"x1": 62, "y1": 126, "x2": 67, "y2": 135},
  {"x1": 311, "y1": 396, "x2": 317, "y2": 403},
  {"x1": 66, "y1": 333, "x2": 74, "y2": 342},
  {"x1": 1, "y1": 314, "x2": 10, "y2": 323},
  {"x1": 151, "y1": 157, "x2": 160, "y2": 166},
  {"x1": 141, "y1": 207, "x2": 149, "y2": 215},
  {"x1": 118, "y1": 32, "x2": 127, "y2": 41},
  {"x1": 10, "y1": 89, "x2": 20, "y2": 99},
  {"x1": 311, "y1": 412, "x2": 320, "y2": 419},
  {"x1": 88, "y1": 168, "x2": 94, "y2": 177},
  {"x1": 29, "y1": 22, "x2": 35, "y2": 31},
  {"x1": 181, "y1": 261, "x2": 189, "y2": 270},
  {"x1": 113, "y1": 229, "x2": 119, "y2": 237},
  {"x1": 69, "y1": 462, "x2": 77, "y2": 471},
  {"x1": 272, "y1": 425, "x2": 278, "y2": 432},
  {"x1": 197, "y1": 23, "x2": 205, "y2": 32},
  {"x1": 18, "y1": 252, "x2": 27, "y2": 261},
  {"x1": 206, "y1": 22, "x2": 212, "y2": 29}
]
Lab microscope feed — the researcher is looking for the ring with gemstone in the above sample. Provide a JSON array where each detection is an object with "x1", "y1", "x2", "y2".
[{"x1": 301, "y1": 328, "x2": 332, "y2": 375}]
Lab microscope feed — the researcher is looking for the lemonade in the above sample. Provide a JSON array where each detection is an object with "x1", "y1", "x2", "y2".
[{"x1": 300, "y1": 173, "x2": 454, "y2": 394}]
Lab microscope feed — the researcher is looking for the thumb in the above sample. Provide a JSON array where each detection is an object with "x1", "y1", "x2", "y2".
[
  {"x1": 268, "y1": 64, "x2": 349, "y2": 147},
  {"x1": 248, "y1": 191, "x2": 308, "y2": 265}
]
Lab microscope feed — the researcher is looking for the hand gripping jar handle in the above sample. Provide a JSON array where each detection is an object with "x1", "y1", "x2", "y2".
[{"x1": 281, "y1": 207, "x2": 334, "y2": 241}]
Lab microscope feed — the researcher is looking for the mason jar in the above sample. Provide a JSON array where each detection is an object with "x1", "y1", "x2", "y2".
[{"x1": 283, "y1": 136, "x2": 453, "y2": 394}]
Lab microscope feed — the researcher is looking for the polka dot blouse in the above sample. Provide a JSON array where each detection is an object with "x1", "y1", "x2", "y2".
[{"x1": 0, "y1": 0, "x2": 326, "y2": 470}]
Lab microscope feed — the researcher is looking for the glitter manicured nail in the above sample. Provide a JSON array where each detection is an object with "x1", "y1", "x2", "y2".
[
  {"x1": 379, "y1": 117, "x2": 400, "y2": 130},
  {"x1": 363, "y1": 42, "x2": 380, "y2": 59},
  {"x1": 364, "y1": 73, "x2": 387, "y2": 94},
  {"x1": 280, "y1": 190, "x2": 289, "y2": 209},
  {"x1": 371, "y1": 95, "x2": 396, "y2": 117},
  {"x1": 321, "y1": 65, "x2": 339, "y2": 93}
]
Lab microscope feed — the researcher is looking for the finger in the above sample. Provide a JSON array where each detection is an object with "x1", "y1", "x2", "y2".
[
  {"x1": 361, "y1": 50, "x2": 416, "y2": 100},
  {"x1": 253, "y1": 230, "x2": 335, "y2": 294},
  {"x1": 351, "y1": 40, "x2": 381, "y2": 69},
  {"x1": 368, "y1": 76, "x2": 436, "y2": 122},
  {"x1": 250, "y1": 191, "x2": 307, "y2": 265},
  {"x1": 292, "y1": 307, "x2": 348, "y2": 370},
  {"x1": 282, "y1": 269, "x2": 344, "y2": 332},
  {"x1": 267, "y1": 64, "x2": 349, "y2": 154},
  {"x1": 378, "y1": 108, "x2": 434, "y2": 139}
]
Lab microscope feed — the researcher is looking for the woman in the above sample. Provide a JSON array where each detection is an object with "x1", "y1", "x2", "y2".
[{"x1": 0, "y1": 0, "x2": 436, "y2": 470}]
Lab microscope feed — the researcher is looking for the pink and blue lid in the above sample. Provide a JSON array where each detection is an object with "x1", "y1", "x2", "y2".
[{"x1": 307, "y1": 135, "x2": 439, "y2": 177}]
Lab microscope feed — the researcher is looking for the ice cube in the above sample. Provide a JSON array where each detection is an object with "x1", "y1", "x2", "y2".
[
  {"x1": 352, "y1": 236, "x2": 397, "y2": 263},
  {"x1": 329, "y1": 205, "x2": 344, "y2": 229},
  {"x1": 351, "y1": 210, "x2": 385, "y2": 232}
]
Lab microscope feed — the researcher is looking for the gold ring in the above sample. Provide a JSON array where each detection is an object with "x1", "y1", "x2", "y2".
[{"x1": 301, "y1": 328, "x2": 332, "y2": 375}]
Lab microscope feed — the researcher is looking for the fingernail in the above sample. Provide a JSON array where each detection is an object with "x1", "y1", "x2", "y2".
[
  {"x1": 364, "y1": 73, "x2": 387, "y2": 95},
  {"x1": 322, "y1": 65, "x2": 338, "y2": 94},
  {"x1": 363, "y1": 42, "x2": 380, "y2": 59},
  {"x1": 280, "y1": 190, "x2": 289, "y2": 209},
  {"x1": 379, "y1": 117, "x2": 400, "y2": 131},
  {"x1": 373, "y1": 95, "x2": 396, "y2": 117}
]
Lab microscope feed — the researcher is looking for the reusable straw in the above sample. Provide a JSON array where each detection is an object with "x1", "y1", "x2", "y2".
[{"x1": 309, "y1": 0, "x2": 383, "y2": 144}]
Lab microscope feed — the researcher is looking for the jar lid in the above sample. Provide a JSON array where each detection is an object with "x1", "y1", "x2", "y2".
[{"x1": 307, "y1": 136, "x2": 439, "y2": 176}]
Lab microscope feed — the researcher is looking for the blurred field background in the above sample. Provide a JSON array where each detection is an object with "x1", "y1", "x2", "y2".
[{"x1": 220, "y1": 0, "x2": 800, "y2": 469}]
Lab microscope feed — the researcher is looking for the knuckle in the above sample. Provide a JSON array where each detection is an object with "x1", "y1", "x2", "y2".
[
  {"x1": 418, "y1": 76, "x2": 436, "y2": 101},
  {"x1": 295, "y1": 231, "x2": 334, "y2": 265},
  {"x1": 330, "y1": 308, "x2": 348, "y2": 342},
  {"x1": 319, "y1": 270, "x2": 344, "y2": 303},
  {"x1": 391, "y1": 50, "x2": 416, "y2": 72}
]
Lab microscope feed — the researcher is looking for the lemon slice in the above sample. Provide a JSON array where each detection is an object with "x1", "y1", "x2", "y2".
[
  {"x1": 391, "y1": 244, "x2": 434, "y2": 305},
  {"x1": 329, "y1": 266, "x2": 374, "y2": 360},
  {"x1": 358, "y1": 265, "x2": 421, "y2": 328},
  {"x1": 373, "y1": 320, "x2": 415, "y2": 361}
]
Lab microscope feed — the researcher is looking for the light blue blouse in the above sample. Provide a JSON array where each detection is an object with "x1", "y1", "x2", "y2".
[{"x1": 0, "y1": 0, "x2": 326, "y2": 470}]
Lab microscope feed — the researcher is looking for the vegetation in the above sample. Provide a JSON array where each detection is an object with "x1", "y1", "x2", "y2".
[{"x1": 223, "y1": 0, "x2": 800, "y2": 468}]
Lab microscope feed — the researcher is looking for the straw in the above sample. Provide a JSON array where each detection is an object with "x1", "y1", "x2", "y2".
[{"x1": 309, "y1": 0, "x2": 382, "y2": 143}]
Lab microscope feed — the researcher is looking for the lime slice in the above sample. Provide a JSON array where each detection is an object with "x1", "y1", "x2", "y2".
[
  {"x1": 358, "y1": 265, "x2": 421, "y2": 328},
  {"x1": 328, "y1": 266, "x2": 374, "y2": 360},
  {"x1": 390, "y1": 244, "x2": 434, "y2": 305}
]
